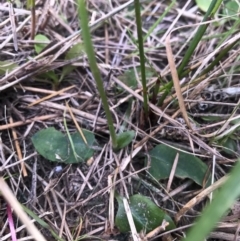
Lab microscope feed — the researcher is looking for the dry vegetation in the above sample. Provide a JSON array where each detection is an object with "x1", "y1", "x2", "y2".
[{"x1": 0, "y1": 0, "x2": 240, "y2": 240}]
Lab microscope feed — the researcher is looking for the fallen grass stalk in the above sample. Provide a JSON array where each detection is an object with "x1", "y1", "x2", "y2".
[{"x1": 165, "y1": 34, "x2": 191, "y2": 129}]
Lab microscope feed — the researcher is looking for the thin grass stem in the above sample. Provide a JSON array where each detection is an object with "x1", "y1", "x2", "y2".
[{"x1": 77, "y1": 0, "x2": 117, "y2": 149}]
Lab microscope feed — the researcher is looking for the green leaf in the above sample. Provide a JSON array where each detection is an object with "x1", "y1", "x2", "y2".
[
  {"x1": 32, "y1": 128, "x2": 96, "y2": 163},
  {"x1": 183, "y1": 158, "x2": 240, "y2": 241},
  {"x1": 65, "y1": 43, "x2": 85, "y2": 59},
  {"x1": 22, "y1": 204, "x2": 65, "y2": 241},
  {"x1": 146, "y1": 144, "x2": 211, "y2": 186},
  {"x1": 220, "y1": 138, "x2": 238, "y2": 156},
  {"x1": 201, "y1": 115, "x2": 222, "y2": 121},
  {"x1": 59, "y1": 66, "x2": 75, "y2": 82},
  {"x1": 67, "y1": 130, "x2": 96, "y2": 163},
  {"x1": 34, "y1": 34, "x2": 50, "y2": 54},
  {"x1": 32, "y1": 127, "x2": 69, "y2": 162},
  {"x1": 115, "y1": 131, "x2": 135, "y2": 150},
  {"x1": 222, "y1": 0, "x2": 240, "y2": 20},
  {"x1": 115, "y1": 194, "x2": 175, "y2": 233},
  {"x1": 0, "y1": 61, "x2": 18, "y2": 75},
  {"x1": 195, "y1": 0, "x2": 212, "y2": 12},
  {"x1": 39, "y1": 71, "x2": 59, "y2": 83}
]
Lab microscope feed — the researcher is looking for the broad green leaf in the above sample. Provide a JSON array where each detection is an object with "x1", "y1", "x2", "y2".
[
  {"x1": 146, "y1": 144, "x2": 211, "y2": 186},
  {"x1": 115, "y1": 194, "x2": 175, "y2": 233},
  {"x1": 0, "y1": 61, "x2": 18, "y2": 75},
  {"x1": 115, "y1": 131, "x2": 135, "y2": 150},
  {"x1": 65, "y1": 43, "x2": 85, "y2": 59},
  {"x1": 32, "y1": 128, "x2": 96, "y2": 163},
  {"x1": 32, "y1": 127, "x2": 69, "y2": 162},
  {"x1": 220, "y1": 138, "x2": 238, "y2": 156},
  {"x1": 195, "y1": 0, "x2": 212, "y2": 12},
  {"x1": 222, "y1": 1, "x2": 240, "y2": 20},
  {"x1": 34, "y1": 34, "x2": 50, "y2": 54},
  {"x1": 67, "y1": 130, "x2": 96, "y2": 163}
]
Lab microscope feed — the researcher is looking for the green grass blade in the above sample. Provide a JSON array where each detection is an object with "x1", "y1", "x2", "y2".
[
  {"x1": 200, "y1": 38, "x2": 239, "y2": 76},
  {"x1": 182, "y1": 159, "x2": 240, "y2": 241},
  {"x1": 178, "y1": 0, "x2": 223, "y2": 76},
  {"x1": 22, "y1": 205, "x2": 65, "y2": 241},
  {"x1": 160, "y1": 0, "x2": 223, "y2": 104},
  {"x1": 134, "y1": 0, "x2": 148, "y2": 116},
  {"x1": 77, "y1": 0, "x2": 117, "y2": 148},
  {"x1": 143, "y1": 0, "x2": 176, "y2": 42},
  {"x1": 217, "y1": 18, "x2": 240, "y2": 47}
]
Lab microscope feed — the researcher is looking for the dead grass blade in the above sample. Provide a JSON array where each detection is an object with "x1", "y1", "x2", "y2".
[
  {"x1": 28, "y1": 85, "x2": 75, "y2": 107},
  {"x1": 65, "y1": 101, "x2": 87, "y2": 144},
  {"x1": 166, "y1": 153, "x2": 179, "y2": 192},
  {"x1": 0, "y1": 177, "x2": 47, "y2": 241},
  {"x1": 175, "y1": 175, "x2": 228, "y2": 223},
  {"x1": 9, "y1": 117, "x2": 28, "y2": 177},
  {"x1": 165, "y1": 34, "x2": 191, "y2": 130},
  {"x1": 123, "y1": 197, "x2": 141, "y2": 241},
  {"x1": 9, "y1": 2, "x2": 18, "y2": 51},
  {"x1": 0, "y1": 114, "x2": 57, "y2": 131}
]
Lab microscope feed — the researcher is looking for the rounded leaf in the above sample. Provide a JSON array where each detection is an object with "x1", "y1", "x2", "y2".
[
  {"x1": 66, "y1": 130, "x2": 96, "y2": 163},
  {"x1": 32, "y1": 127, "x2": 69, "y2": 162},
  {"x1": 34, "y1": 34, "x2": 50, "y2": 54},
  {"x1": 115, "y1": 194, "x2": 175, "y2": 233},
  {"x1": 32, "y1": 128, "x2": 96, "y2": 163},
  {"x1": 222, "y1": 1, "x2": 240, "y2": 20},
  {"x1": 115, "y1": 131, "x2": 135, "y2": 150},
  {"x1": 195, "y1": 0, "x2": 212, "y2": 12}
]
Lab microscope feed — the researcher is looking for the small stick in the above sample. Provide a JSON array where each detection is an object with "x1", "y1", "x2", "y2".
[
  {"x1": 0, "y1": 114, "x2": 57, "y2": 131},
  {"x1": 166, "y1": 153, "x2": 179, "y2": 192},
  {"x1": 9, "y1": 1, "x2": 18, "y2": 51},
  {"x1": 9, "y1": 117, "x2": 28, "y2": 177},
  {"x1": 28, "y1": 85, "x2": 75, "y2": 107}
]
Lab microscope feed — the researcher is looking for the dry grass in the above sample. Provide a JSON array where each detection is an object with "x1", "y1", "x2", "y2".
[{"x1": 0, "y1": 0, "x2": 240, "y2": 240}]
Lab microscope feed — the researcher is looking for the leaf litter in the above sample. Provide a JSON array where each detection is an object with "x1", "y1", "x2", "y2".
[{"x1": 0, "y1": 1, "x2": 240, "y2": 241}]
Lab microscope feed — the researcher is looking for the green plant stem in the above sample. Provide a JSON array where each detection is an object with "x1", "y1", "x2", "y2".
[
  {"x1": 143, "y1": 0, "x2": 176, "y2": 42},
  {"x1": 134, "y1": 0, "x2": 149, "y2": 116},
  {"x1": 151, "y1": 77, "x2": 161, "y2": 105},
  {"x1": 160, "y1": 0, "x2": 223, "y2": 104},
  {"x1": 27, "y1": 0, "x2": 36, "y2": 40},
  {"x1": 200, "y1": 39, "x2": 238, "y2": 76},
  {"x1": 78, "y1": 0, "x2": 117, "y2": 149},
  {"x1": 177, "y1": 0, "x2": 223, "y2": 77}
]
